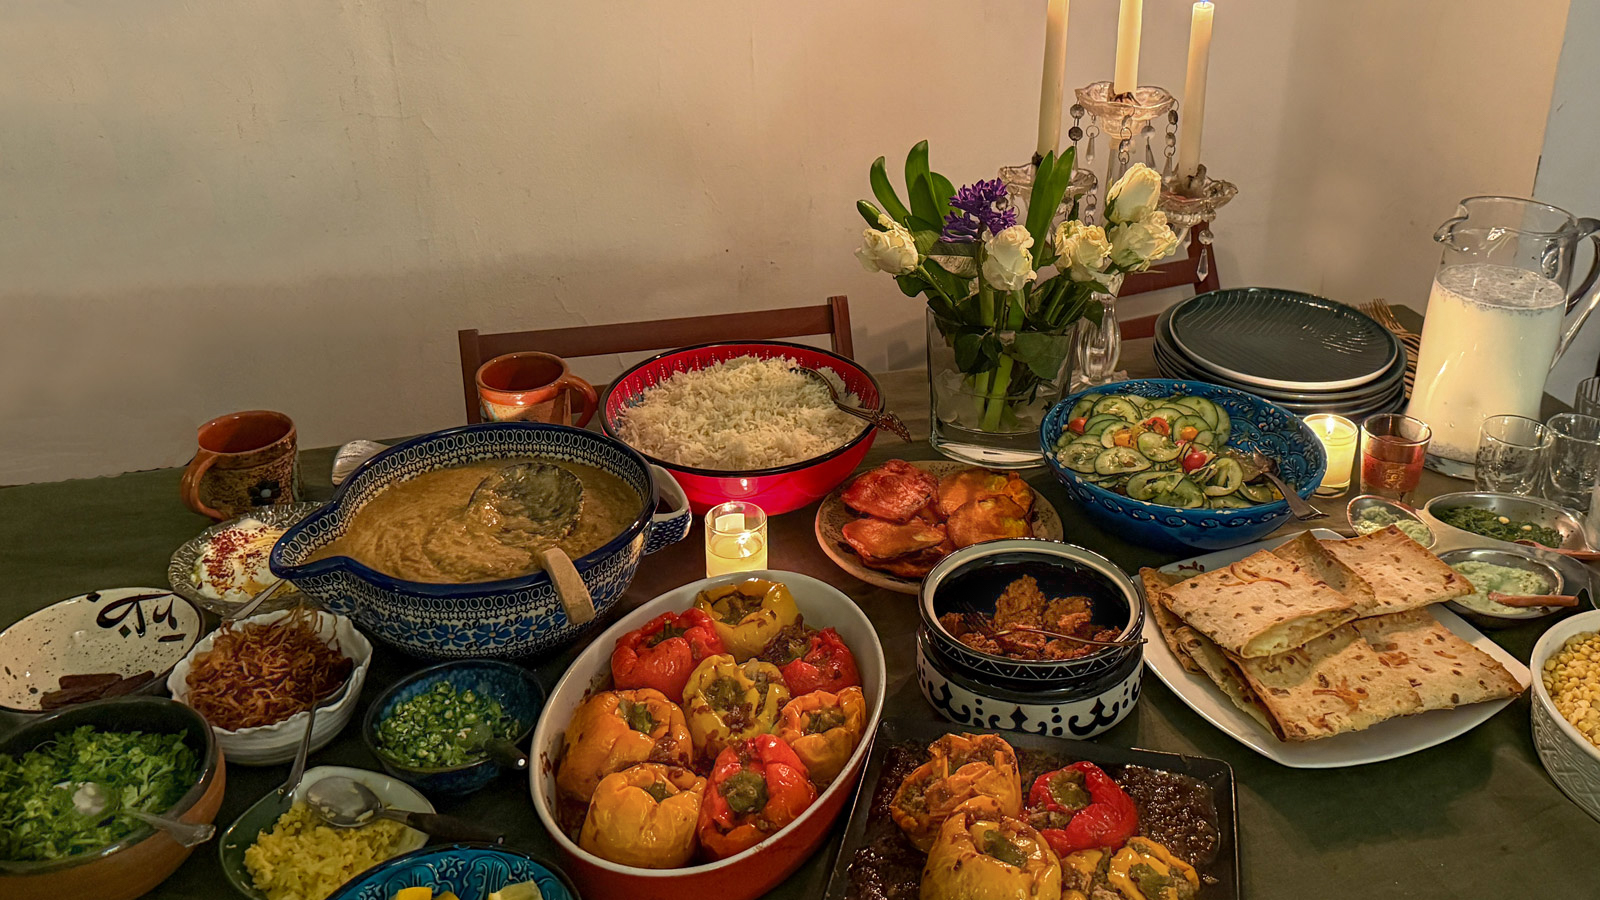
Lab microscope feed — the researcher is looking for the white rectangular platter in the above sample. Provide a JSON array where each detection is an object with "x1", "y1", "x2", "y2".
[{"x1": 1142, "y1": 528, "x2": 1532, "y2": 768}]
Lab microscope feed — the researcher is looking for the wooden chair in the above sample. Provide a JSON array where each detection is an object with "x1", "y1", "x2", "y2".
[
  {"x1": 1117, "y1": 228, "x2": 1221, "y2": 340},
  {"x1": 458, "y1": 296, "x2": 854, "y2": 423}
]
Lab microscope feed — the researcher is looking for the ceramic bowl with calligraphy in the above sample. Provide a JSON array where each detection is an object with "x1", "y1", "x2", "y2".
[
  {"x1": 326, "y1": 844, "x2": 578, "y2": 900},
  {"x1": 0, "y1": 587, "x2": 205, "y2": 714},
  {"x1": 166, "y1": 609, "x2": 373, "y2": 766}
]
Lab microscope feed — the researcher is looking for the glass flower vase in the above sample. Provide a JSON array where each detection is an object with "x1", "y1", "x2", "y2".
[
  {"x1": 926, "y1": 309, "x2": 1073, "y2": 468},
  {"x1": 1068, "y1": 274, "x2": 1126, "y2": 391}
]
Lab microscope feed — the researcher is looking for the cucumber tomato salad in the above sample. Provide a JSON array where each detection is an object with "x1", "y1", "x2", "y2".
[{"x1": 1052, "y1": 392, "x2": 1282, "y2": 509}]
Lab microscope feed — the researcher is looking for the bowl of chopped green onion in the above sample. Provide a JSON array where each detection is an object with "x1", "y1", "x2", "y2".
[
  {"x1": 0, "y1": 696, "x2": 224, "y2": 900},
  {"x1": 361, "y1": 659, "x2": 544, "y2": 796}
]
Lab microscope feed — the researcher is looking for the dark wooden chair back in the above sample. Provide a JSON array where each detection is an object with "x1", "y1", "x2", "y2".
[
  {"x1": 458, "y1": 296, "x2": 854, "y2": 423},
  {"x1": 1117, "y1": 228, "x2": 1221, "y2": 340}
]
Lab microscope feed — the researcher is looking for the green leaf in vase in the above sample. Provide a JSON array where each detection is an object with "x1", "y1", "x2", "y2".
[
  {"x1": 894, "y1": 272, "x2": 930, "y2": 298},
  {"x1": 857, "y1": 200, "x2": 885, "y2": 228},
  {"x1": 923, "y1": 259, "x2": 974, "y2": 305},
  {"x1": 930, "y1": 172, "x2": 956, "y2": 220},
  {"x1": 870, "y1": 156, "x2": 911, "y2": 222},
  {"x1": 1011, "y1": 331, "x2": 1077, "y2": 381},
  {"x1": 906, "y1": 142, "x2": 938, "y2": 224},
  {"x1": 953, "y1": 332, "x2": 985, "y2": 371},
  {"x1": 907, "y1": 215, "x2": 943, "y2": 257}
]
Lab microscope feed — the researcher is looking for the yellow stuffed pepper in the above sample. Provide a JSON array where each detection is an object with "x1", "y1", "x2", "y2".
[
  {"x1": 681, "y1": 654, "x2": 791, "y2": 767},
  {"x1": 776, "y1": 686, "x2": 867, "y2": 788},
  {"x1": 556, "y1": 689, "x2": 693, "y2": 803},
  {"x1": 891, "y1": 733, "x2": 1022, "y2": 852},
  {"x1": 1058, "y1": 849, "x2": 1109, "y2": 900},
  {"x1": 1107, "y1": 837, "x2": 1200, "y2": 900},
  {"x1": 921, "y1": 796, "x2": 1063, "y2": 900},
  {"x1": 693, "y1": 578, "x2": 801, "y2": 661},
  {"x1": 578, "y1": 763, "x2": 705, "y2": 869}
]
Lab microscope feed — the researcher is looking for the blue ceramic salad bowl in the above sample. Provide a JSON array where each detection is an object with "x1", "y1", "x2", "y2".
[
  {"x1": 271, "y1": 423, "x2": 692, "y2": 660},
  {"x1": 362, "y1": 659, "x2": 544, "y2": 796},
  {"x1": 1040, "y1": 378, "x2": 1325, "y2": 552},
  {"x1": 328, "y1": 844, "x2": 578, "y2": 900}
]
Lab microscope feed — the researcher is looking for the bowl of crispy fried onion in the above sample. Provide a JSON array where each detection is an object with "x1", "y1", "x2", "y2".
[{"x1": 166, "y1": 606, "x2": 372, "y2": 765}]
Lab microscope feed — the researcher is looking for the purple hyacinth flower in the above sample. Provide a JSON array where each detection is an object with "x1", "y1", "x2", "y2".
[
  {"x1": 940, "y1": 211, "x2": 982, "y2": 243},
  {"x1": 947, "y1": 178, "x2": 1017, "y2": 238}
]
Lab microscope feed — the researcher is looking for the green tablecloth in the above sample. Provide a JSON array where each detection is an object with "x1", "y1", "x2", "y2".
[{"x1": 3, "y1": 438, "x2": 1598, "y2": 900}]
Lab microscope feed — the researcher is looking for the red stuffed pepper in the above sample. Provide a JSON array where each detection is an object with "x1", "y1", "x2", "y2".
[
  {"x1": 612, "y1": 609, "x2": 726, "y2": 700},
  {"x1": 1024, "y1": 761, "x2": 1138, "y2": 857},
  {"x1": 762, "y1": 623, "x2": 861, "y2": 696},
  {"x1": 697, "y1": 734, "x2": 818, "y2": 860}
]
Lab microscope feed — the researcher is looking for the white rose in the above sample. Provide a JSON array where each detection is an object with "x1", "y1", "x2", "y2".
[
  {"x1": 854, "y1": 214, "x2": 920, "y2": 276},
  {"x1": 981, "y1": 225, "x2": 1037, "y2": 292},
  {"x1": 1109, "y1": 210, "x2": 1180, "y2": 271},
  {"x1": 1106, "y1": 164, "x2": 1163, "y2": 224},
  {"x1": 1052, "y1": 220, "x2": 1112, "y2": 283}
]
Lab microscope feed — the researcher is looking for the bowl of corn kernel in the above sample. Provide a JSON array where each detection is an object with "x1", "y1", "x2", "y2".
[{"x1": 1532, "y1": 610, "x2": 1600, "y2": 821}]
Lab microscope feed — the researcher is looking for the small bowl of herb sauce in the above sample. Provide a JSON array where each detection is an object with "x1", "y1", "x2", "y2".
[
  {"x1": 362, "y1": 659, "x2": 543, "y2": 796},
  {"x1": 1346, "y1": 495, "x2": 1435, "y2": 548},
  {"x1": 1438, "y1": 546, "x2": 1567, "y2": 628},
  {"x1": 1422, "y1": 491, "x2": 1589, "y2": 552}
]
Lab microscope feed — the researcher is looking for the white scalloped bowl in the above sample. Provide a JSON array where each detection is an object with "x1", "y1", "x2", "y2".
[
  {"x1": 1530, "y1": 609, "x2": 1600, "y2": 821},
  {"x1": 167, "y1": 609, "x2": 372, "y2": 765}
]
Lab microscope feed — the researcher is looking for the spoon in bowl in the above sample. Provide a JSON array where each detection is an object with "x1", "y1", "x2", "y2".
[
  {"x1": 1240, "y1": 450, "x2": 1326, "y2": 521},
  {"x1": 68, "y1": 781, "x2": 215, "y2": 848},
  {"x1": 465, "y1": 462, "x2": 596, "y2": 626},
  {"x1": 304, "y1": 775, "x2": 505, "y2": 844},
  {"x1": 1514, "y1": 540, "x2": 1600, "y2": 561},
  {"x1": 791, "y1": 366, "x2": 913, "y2": 442}
]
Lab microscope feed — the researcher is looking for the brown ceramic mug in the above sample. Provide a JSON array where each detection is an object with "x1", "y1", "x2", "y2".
[
  {"x1": 476, "y1": 351, "x2": 598, "y2": 426},
  {"x1": 180, "y1": 410, "x2": 301, "y2": 520}
]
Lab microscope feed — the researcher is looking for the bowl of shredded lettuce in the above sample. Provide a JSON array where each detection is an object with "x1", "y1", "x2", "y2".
[{"x1": 0, "y1": 696, "x2": 223, "y2": 900}]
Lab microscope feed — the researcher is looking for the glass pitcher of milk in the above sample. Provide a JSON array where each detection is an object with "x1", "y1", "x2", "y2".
[{"x1": 1409, "y1": 196, "x2": 1600, "y2": 478}]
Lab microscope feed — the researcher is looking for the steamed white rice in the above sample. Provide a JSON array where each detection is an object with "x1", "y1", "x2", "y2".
[{"x1": 616, "y1": 355, "x2": 865, "y2": 470}]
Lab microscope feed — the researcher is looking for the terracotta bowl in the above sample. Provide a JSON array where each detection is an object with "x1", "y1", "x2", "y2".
[
  {"x1": 529, "y1": 570, "x2": 887, "y2": 900},
  {"x1": 0, "y1": 696, "x2": 226, "y2": 900},
  {"x1": 601, "y1": 341, "x2": 882, "y2": 516}
]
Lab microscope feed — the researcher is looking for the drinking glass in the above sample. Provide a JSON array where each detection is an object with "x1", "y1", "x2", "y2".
[
  {"x1": 1360, "y1": 414, "x2": 1431, "y2": 501},
  {"x1": 1474, "y1": 415, "x2": 1552, "y2": 495},
  {"x1": 1578, "y1": 376, "x2": 1600, "y2": 419},
  {"x1": 704, "y1": 501, "x2": 768, "y2": 577},
  {"x1": 1544, "y1": 413, "x2": 1600, "y2": 511}
]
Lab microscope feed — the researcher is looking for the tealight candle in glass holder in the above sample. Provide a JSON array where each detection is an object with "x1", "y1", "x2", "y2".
[
  {"x1": 704, "y1": 501, "x2": 768, "y2": 577},
  {"x1": 1303, "y1": 413, "x2": 1358, "y2": 496}
]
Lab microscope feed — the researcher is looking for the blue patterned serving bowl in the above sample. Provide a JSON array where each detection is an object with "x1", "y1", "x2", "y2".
[
  {"x1": 362, "y1": 659, "x2": 544, "y2": 796},
  {"x1": 271, "y1": 423, "x2": 692, "y2": 659},
  {"x1": 328, "y1": 844, "x2": 578, "y2": 900},
  {"x1": 1040, "y1": 378, "x2": 1325, "y2": 552}
]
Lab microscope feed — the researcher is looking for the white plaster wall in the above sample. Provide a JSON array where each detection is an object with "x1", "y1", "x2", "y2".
[
  {"x1": 0, "y1": 0, "x2": 1570, "y2": 483},
  {"x1": 1538, "y1": 0, "x2": 1600, "y2": 405}
]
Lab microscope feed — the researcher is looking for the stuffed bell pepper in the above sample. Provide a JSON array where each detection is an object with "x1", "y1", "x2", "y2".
[
  {"x1": 681, "y1": 654, "x2": 791, "y2": 767},
  {"x1": 696, "y1": 734, "x2": 817, "y2": 860},
  {"x1": 890, "y1": 733, "x2": 1022, "y2": 852},
  {"x1": 760, "y1": 621, "x2": 861, "y2": 696},
  {"x1": 556, "y1": 688, "x2": 693, "y2": 803},
  {"x1": 1024, "y1": 762, "x2": 1138, "y2": 858},
  {"x1": 920, "y1": 795, "x2": 1063, "y2": 900},
  {"x1": 693, "y1": 578, "x2": 801, "y2": 661},
  {"x1": 1107, "y1": 837, "x2": 1200, "y2": 900},
  {"x1": 578, "y1": 763, "x2": 706, "y2": 869},
  {"x1": 611, "y1": 608, "x2": 726, "y2": 700},
  {"x1": 776, "y1": 686, "x2": 867, "y2": 788}
]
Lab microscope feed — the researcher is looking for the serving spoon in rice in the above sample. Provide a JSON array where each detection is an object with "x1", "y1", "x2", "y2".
[{"x1": 791, "y1": 366, "x2": 913, "y2": 442}]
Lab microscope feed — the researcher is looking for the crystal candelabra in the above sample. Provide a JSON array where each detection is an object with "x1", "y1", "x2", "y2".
[{"x1": 1002, "y1": 81, "x2": 1238, "y2": 391}]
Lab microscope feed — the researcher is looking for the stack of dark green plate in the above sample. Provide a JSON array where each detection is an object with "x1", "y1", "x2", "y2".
[{"x1": 1154, "y1": 288, "x2": 1407, "y2": 419}]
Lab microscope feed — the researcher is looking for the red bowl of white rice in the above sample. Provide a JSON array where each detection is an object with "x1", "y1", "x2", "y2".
[{"x1": 601, "y1": 341, "x2": 881, "y2": 515}]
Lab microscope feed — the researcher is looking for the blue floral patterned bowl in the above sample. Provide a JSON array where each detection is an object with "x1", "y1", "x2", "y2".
[
  {"x1": 271, "y1": 423, "x2": 692, "y2": 659},
  {"x1": 1040, "y1": 378, "x2": 1326, "y2": 552},
  {"x1": 328, "y1": 844, "x2": 578, "y2": 900},
  {"x1": 362, "y1": 659, "x2": 544, "y2": 796}
]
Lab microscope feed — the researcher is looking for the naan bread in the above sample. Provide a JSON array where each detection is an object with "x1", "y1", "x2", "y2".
[
  {"x1": 1139, "y1": 567, "x2": 1201, "y2": 675},
  {"x1": 1161, "y1": 550, "x2": 1357, "y2": 658},
  {"x1": 1317, "y1": 526, "x2": 1474, "y2": 614},
  {"x1": 1353, "y1": 609, "x2": 1524, "y2": 709},
  {"x1": 1270, "y1": 531, "x2": 1381, "y2": 616},
  {"x1": 1173, "y1": 625, "x2": 1274, "y2": 731},
  {"x1": 1233, "y1": 625, "x2": 1423, "y2": 741}
]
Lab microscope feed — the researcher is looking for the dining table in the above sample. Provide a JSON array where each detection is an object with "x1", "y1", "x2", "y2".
[{"x1": 4, "y1": 323, "x2": 1600, "y2": 900}]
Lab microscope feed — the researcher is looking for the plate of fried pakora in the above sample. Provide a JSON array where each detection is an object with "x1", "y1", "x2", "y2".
[{"x1": 815, "y1": 460, "x2": 1063, "y2": 594}]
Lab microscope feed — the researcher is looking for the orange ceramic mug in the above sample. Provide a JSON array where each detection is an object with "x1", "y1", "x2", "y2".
[
  {"x1": 180, "y1": 410, "x2": 301, "y2": 521},
  {"x1": 476, "y1": 351, "x2": 599, "y2": 426}
]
